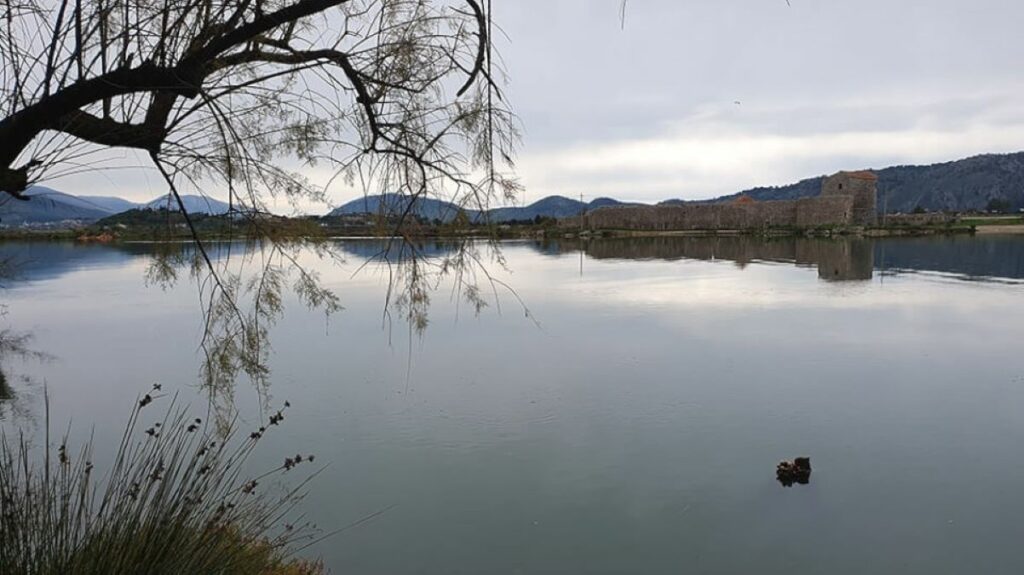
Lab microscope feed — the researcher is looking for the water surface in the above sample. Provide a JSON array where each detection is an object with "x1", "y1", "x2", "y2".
[{"x1": 2, "y1": 235, "x2": 1024, "y2": 574}]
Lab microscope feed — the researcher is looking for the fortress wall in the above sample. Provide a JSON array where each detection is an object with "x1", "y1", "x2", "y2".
[
  {"x1": 584, "y1": 205, "x2": 696, "y2": 230},
  {"x1": 582, "y1": 174, "x2": 869, "y2": 232},
  {"x1": 587, "y1": 201, "x2": 803, "y2": 231},
  {"x1": 822, "y1": 173, "x2": 877, "y2": 225},
  {"x1": 851, "y1": 181, "x2": 877, "y2": 225},
  {"x1": 678, "y1": 205, "x2": 724, "y2": 230},
  {"x1": 582, "y1": 236, "x2": 803, "y2": 264},
  {"x1": 744, "y1": 200, "x2": 799, "y2": 228},
  {"x1": 795, "y1": 196, "x2": 854, "y2": 227},
  {"x1": 883, "y1": 212, "x2": 953, "y2": 226}
]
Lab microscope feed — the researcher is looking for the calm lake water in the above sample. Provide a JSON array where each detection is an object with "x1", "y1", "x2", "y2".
[{"x1": 2, "y1": 235, "x2": 1024, "y2": 574}]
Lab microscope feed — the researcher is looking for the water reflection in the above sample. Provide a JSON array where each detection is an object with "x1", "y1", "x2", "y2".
[
  {"x1": 0, "y1": 368, "x2": 11, "y2": 402},
  {"x1": 531, "y1": 235, "x2": 1024, "y2": 283},
  {"x1": 0, "y1": 366, "x2": 31, "y2": 423},
  {"x1": 546, "y1": 236, "x2": 873, "y2": 281},
  {"x1": 2, "y1": 235, "x2": 1022, "y2": 288},
  {"x1": 0, "y1": 330, "x2": 48, "y2": 422},
  {"x1": 0, "y1": 238, "x2": 507, "y2": 426},
  {"x1": 2, "y1": 236, "x2": 1024, "y2": 573}
]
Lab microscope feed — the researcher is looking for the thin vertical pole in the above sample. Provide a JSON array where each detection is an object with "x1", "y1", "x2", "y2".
[
  {"x1": 579, "y1": 193, "x2": 585, "y2": 276},
  {"x1": 579, "y1": 192, "x2": 584, "y2": 234}
]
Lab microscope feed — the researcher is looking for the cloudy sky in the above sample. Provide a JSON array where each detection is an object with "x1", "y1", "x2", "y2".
[
  {"x1": 499, "y1": 0, "x2": 1024, "y2": 205},
  {"x1": 51, "y1": 0, "x2": 1024, "y2": 211}
]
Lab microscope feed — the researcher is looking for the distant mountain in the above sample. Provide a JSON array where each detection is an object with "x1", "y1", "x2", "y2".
[
  {"x1": 488, "y1": 196, "x2": 649, "y2": 222},
  {"x1": 700, "y1": 152, "x2": 1024, "y2": 213},
  {"x1": 328, "y1": 194, "x2": 642, "y2": 223},
  {"x1": 588, "y1": 197, "x2": 633, "y2": 209},
  {"x1": 79, "y1": 196, "x2": 140, "y2": 213},
  {"x1": 8, "y1": 150, "x2": 1023, "y2": 228},
  {"x1": 23, "y1": 188, "x2": 136, "y2": 213},
  {"x1": 487, "y1": 196, "x2": 586, "y2": 222},
  {"x1": 1, "y1": 186, "x2": 230, "y2": 226},
  {"x1": 328, "y1": 193, "x2": 469, "y2": 223},
  {"x1": 143, "y1": 194, "x2": 231, "y2": 215},
  {"x1": 0, "y1": 186, "x2": 115, "y2": 225}
]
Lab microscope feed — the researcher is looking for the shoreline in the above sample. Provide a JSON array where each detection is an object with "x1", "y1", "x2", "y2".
[
  {"x1": 975, "y1": 224, "x2": 1024, "y2": 234},
  {"x1": 3, "y1": 221, "x2": 1024, "y2": 243}
]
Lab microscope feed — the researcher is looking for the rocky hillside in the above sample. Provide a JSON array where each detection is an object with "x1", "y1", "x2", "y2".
[{"x1": 699, "y1": 152, "x2": 1024, "y2": 213}]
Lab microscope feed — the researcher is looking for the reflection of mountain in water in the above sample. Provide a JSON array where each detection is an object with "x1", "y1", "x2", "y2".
[
  {"x1": 329, "y1": 238, "x2": 465, "y2": 261},
  {"x1": 0, "y1": 239, "x2": 466, "y2": 287},
  {"x1": 0, "y1": 241, "x2": 242, "y2": 284},
  {"x1": 534, "y1": 235, "x2": 1024, "y2": 283},
  {"x1": 873, "y1": 236, "x2": 1024, "y2": 282},
  {"x1": 0, "y1": 242, "x2": 145, "y2": 283}
]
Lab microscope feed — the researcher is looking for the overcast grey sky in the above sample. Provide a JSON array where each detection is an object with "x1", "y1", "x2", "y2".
[
  {"x1": 499, "y1": 0, "x2": 1024, "y2": 205},
  {"x1": 53, "y1": 0, "x2": 1024, "y2": 210}
]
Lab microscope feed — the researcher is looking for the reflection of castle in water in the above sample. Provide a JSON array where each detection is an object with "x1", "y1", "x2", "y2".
[
  {"x1": 545, "y1": 236, "x2": 878, "y2": 281},
  {"x1": 536, "y1": 235, "x2": 1024, "y2": 283}
]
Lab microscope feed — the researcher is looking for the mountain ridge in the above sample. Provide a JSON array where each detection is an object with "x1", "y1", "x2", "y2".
[
  {"x1": 328, "y1": 193, "x2": 640, "y2": 223},
  {"x1": 678, "y1": 152, "x2": 1024, "y2": 213},
  {"x1": 1, "y1": 189, "x2": 232, "y2": 225},
  {"x1": 6, "y1": 151, "x2": 1024, "y2": 226},
  {"x1": 142, "y1": 194, "x2": 231, "y2": 215}
]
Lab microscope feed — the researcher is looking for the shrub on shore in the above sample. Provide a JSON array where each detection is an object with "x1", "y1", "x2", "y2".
[{"x1": 0, "y1": 386, "x2": 322, "y2": 574}]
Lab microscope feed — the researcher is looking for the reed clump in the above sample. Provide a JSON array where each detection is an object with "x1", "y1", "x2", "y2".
[{"x1": 0, "y1": 385, "x2": 322, "y2": 574}]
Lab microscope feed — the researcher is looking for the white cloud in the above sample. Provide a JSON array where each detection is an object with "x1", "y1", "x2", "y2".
[{"x1": 515, "y1": 104, "x2": 1024, "y2": 203}]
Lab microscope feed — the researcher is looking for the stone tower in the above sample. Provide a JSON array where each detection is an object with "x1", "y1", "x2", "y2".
[{"x1": 821, "y1": 171, "x2": 877, "y2": 226}]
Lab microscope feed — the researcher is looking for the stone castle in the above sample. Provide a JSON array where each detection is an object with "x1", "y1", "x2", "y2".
[{"x1": 580, "y1": 171, "x2": 878, "y2": 231}]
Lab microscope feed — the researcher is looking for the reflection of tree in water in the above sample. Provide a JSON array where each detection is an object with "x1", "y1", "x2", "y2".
[
  {"x1": 0, "y1": 329, "x2": 50, "y2": 422},
  {"x1": 1, "y1": 255, "x2": 47, "y2": 419},
  {"x1": 0, "y1": 362, "x2": 26, "y2": 422},
  {"x1": 0, "y1": 0, "x2": 521, "y2": 437},
  {"x1": 0, "y1": 237, "x2": 520, "y2": 429},
  {"x1": 0, "y1": 367, "x2": 10, "y2": 403},
  {"x1": 145, "y1": 237, "x2": 522, "y2": 432}
]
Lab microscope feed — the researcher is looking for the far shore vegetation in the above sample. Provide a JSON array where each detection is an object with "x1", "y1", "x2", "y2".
[{"x1": 4, "y1": 208, "x2": 1023, "y2": 244}]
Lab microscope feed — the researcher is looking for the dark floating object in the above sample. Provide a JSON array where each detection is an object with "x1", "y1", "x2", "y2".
[{"x1": 776, "y1": 457, "x2": 812, "y2": 487}]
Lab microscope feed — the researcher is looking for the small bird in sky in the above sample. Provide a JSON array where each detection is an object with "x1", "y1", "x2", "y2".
[{"x1": 734, "y1": 100, "x2": 742, "y2": 106}]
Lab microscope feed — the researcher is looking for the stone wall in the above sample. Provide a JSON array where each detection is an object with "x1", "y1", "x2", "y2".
[
  {"x1": 572, "y1": 170, "x2": 875, "y2": 232},
  {"x1": 882, "y1": 212, "x2": 954, "y2": 226},
  {"x1": 821, "y1": 171, "x2": 877, "y2": 225},
  {"x1": 584, "y1": 195, "x2": 854, "y2": 231},
  {"x1": 795, "y1": 196, "x2": 854, "y2": 227}
]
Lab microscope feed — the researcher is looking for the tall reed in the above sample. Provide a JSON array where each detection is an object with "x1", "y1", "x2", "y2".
[{"x1": 0, "y1": 386, "x2": 322, "y2": 574}]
